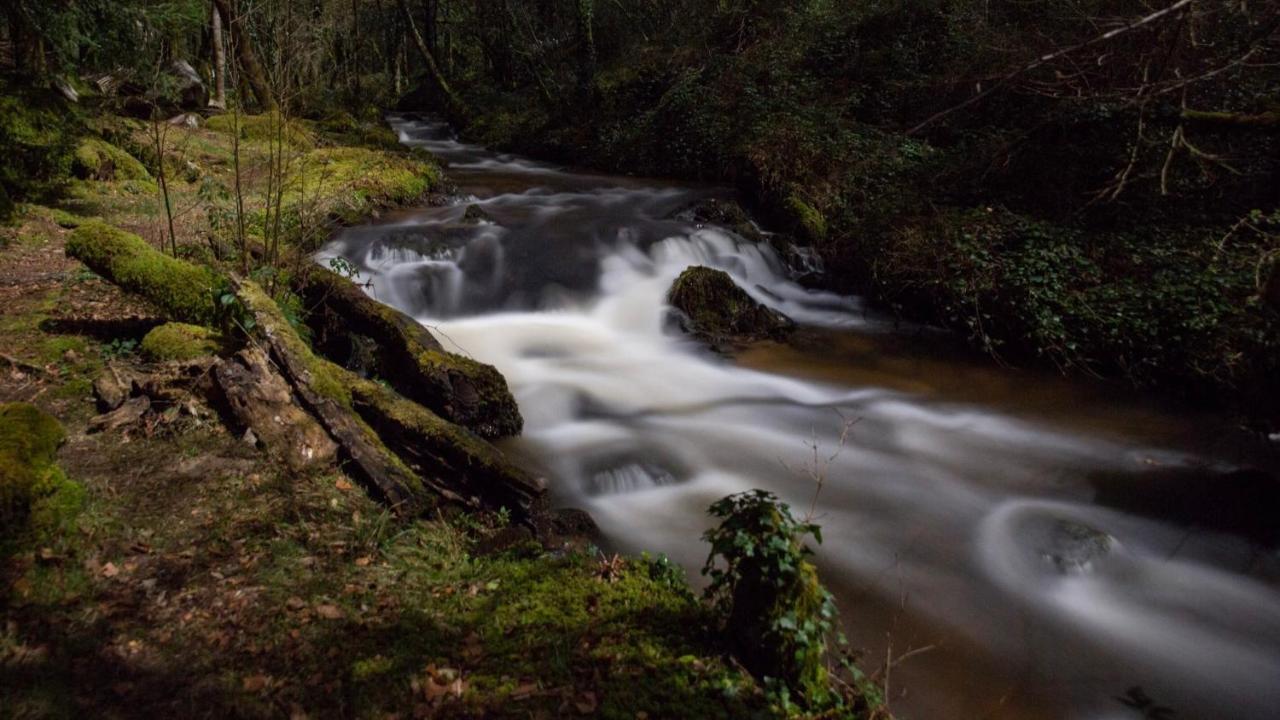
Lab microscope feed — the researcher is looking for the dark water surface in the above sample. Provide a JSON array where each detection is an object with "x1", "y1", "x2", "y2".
[{"x1": 320, "y1": 115, "x2": 1280, "y2": 720}]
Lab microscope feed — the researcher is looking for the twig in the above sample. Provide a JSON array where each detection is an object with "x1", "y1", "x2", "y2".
[{"x1": 907, "y1": 0, "x2": 1196, "y2": 135}]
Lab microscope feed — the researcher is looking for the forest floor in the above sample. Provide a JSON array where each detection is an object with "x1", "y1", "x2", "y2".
[{"x1": 0, "y1": 118, "x2": 772, "y2": 719}]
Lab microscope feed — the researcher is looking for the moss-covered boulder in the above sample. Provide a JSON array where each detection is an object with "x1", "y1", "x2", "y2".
[
  {"x1": 301, "y1": 266, "x2": 523, "y2": 439},
  {"x1": 140, "y1": 322, "x2": 227, "y2": 361},
  {"x1": 786, "y1": 194, "x2": 828, "y2": 243},
  {"x1": 0, "y1": 403, "x2": 67, "y2": 533},
  {"x1": 72, "y1": 138, "x2": 152, "y2": 182},
  {"x1": 66, "y1": 222, "x2": 222, "y2": 325},
  {"x1": 667, "y1": 266, "x2": 793, "y2": 347}
]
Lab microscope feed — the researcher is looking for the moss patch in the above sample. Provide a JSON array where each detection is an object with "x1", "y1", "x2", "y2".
[
  {"x1": 0, "y1": 403, "x2": 69, "y2": 535},
  {"x1": 205, "y1": 112, "x2": 316, "y2": 148},
  {"x1": 72, "y1": 138, "x2": 152, "y2": 183},
  {"x1": 140, "y1": 322, "x2": 227, "y2": 361}
]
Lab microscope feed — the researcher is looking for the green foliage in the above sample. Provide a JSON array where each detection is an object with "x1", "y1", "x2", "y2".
[
  {"x1": 702, "y1": 490, "x2": 839, "y2": 710},
  {"x1": 0, "y1": 81, "x2": 80, "y2": 219}
]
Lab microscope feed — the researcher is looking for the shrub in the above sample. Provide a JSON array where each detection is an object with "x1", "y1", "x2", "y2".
[{"x1": 702, "y1": 489, "x2": 838, "y2": 710}]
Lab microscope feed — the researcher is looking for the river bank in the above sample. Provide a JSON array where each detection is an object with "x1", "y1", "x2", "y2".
[
  {"x1": 421, "y1": 29, "x2": 1280, "y2": 429},
  {"x1": 324, "y1": 114, "x2": 1280, "y2": 720},
  {"x1": 0, "y1": 111, "x2": 819, "y2": 718}
]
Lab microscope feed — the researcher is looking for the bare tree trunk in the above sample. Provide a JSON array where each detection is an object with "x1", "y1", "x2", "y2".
[
  {"x1": 209, "y1": 3, "x2": 228, "y2": 109},
  {"x1": 211, "y1": 0, "x2": 276, "y2": 111},
  {"x1": 397, "y1": 0, "x2": 465, "y2": 116}
]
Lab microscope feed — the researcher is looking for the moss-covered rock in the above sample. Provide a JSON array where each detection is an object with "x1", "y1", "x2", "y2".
[
  {"x1": 140, "y1": 322, "x2": 227, "y2": 361},
  {"x1": 786, "y1": 194, "x2": 828, "y2": 243},
  {"x1": 673, "y1": 197, "x2": 764, "y2": 242},
  {"x1": 667, "y1": 266, "x2": 794, "y2": 346},
  {"x1": 72, "y1": 138, "x2": 152, "y2": 182},
  {"x1": 0, "y1": 403, "x2": 67, "y2": 534},
  {"x1": 65, "y1": 222, "x2": 222, "y2": 325}
]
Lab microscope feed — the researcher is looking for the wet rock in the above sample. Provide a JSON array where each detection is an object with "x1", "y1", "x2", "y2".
[
  {"x1": 667, "y1": 266, "x2": 794, "y2": 347},
  {"x1": 672, "y1": 197, "x2": 764, "y2": 243},
  {"x1": 535, "y1": 507, "x2": 600, "y2": 543},
  {"x1": 461, "y1": 203, "x2": 494, "y2": 224},
  {"x1": 1039, "y1": 519, "x2": 1114, "y2": 574}
]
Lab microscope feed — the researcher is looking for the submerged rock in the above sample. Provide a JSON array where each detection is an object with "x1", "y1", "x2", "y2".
[
  {"x1": 667, "y1": 266, "x2": 794, "y2": 347},
  {"x1": 461, "y1": 203, "x2": 494, "y2": 224},
  {"x1": 1039, "y1": 519, "x2": 1114, "y2": 575}
]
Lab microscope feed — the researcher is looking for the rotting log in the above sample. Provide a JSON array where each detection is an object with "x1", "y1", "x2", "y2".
[
  {"x1": 63, "y1": 222, "x2": 545, "y2": 519},
  {"x1": 300, "y1": 266, "x2": 523, "y2": 439},
  {"x1": 349, "y1": 379, "x2": 545, "y2": 520},
  {"x1": 237, "y1": 278, "x2": 545, "y2": 522},
  {"x1": 230, "y1": 277, "x2": 447, "y2": 512},
  {"x1": 213, "y1": 347, "x2": 338, "y2": 472}
]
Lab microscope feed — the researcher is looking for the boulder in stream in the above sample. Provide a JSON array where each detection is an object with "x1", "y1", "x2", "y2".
[
  {"x1": 667, "y1": 266, "x2": 794, "y2": 347},
  {"x1": 1039, "y1": 519, "x2": 1114, "y2": 575}
]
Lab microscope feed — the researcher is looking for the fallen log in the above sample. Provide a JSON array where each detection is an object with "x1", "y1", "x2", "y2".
[
  {"x1": 66, "y1": 222, "x2": 222, "y2": 325},
  {"x1": 231, "y1": 278, "x2": 448, "y2": 512},
  {"x1": 349, "y1": 379, "x2": 545, "y2": 518},
  {"x1": 237, "y1": 278, "x2": 545, "y2": 521},
  {"x1": 65, "y1": 222, "x2": 545, "y2": 519},
  {"x1": 300, "y1": 266, "x2": 523, "y2": 439},
  {"x1": 213, "y1": 347, "x2": 338, "y2": 473}
]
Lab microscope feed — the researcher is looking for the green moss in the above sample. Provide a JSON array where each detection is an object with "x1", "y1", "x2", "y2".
[
  {"x1": 668, "y1": 266, "x2": 793, "y2": 344},
  {"x1": 0, "y1": 403, "x2": 68, "y2": 534},
  {"x1": 0, "y1": 81, "x2": 80, "y2": 220},
  {"x1": 205, "y1": 112, "x2": 316, "y2": 147},
  {"x1": 140, "y1": 322, "x2": 227, "y2": 361},
  {"x1": 786, "y1": 194, "x2": 827, "y2": 243},
  {"x1": 65, "y1": 221, "x2": 222, "y2": 325},
  {"x1": 72, "y1": 138, "x2": 152, "y2": 183}
]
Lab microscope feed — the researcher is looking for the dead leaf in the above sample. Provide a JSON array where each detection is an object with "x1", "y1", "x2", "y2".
[
  {"x1": 286, "y1": 596, "x2": 306, "y2": 611},
  {"x1": 242, "y1": 674, "x2": 271, "y2": 692},
  {"x1": 335, "y1": 478, "x2": 354, "y2": 491},
  {"x1": 354, "y1": 556, "x2": 372, "y2": 567},
  {"x1": 314, "y1": 604, "x2": 343, "y2": 620},
  {"x1": 101, "y1": 562, "x2": 120, "y2": 578},
  {"x1": 574, "y1": 691, "x2": 598, "y2": 714}
]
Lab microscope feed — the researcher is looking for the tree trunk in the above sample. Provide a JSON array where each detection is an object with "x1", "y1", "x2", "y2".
[
  {"x1": 209, "y1": 3, "x2": 227, "y2": 109},
  {"x1": 397, "y1": 0, "x2": 466, "y2": 117},
  {"x1": 211, "y1": 0, "x2": 276, "y2": 111}
]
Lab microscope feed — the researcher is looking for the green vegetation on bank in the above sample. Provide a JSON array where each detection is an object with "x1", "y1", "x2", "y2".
[{"x1": 414, "y1": 0, "x2": 1278, "y2": 422}]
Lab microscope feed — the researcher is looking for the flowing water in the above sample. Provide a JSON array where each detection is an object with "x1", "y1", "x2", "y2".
[{"x1": 319, "y1": 115, "x2": 1280, "y2": 720}]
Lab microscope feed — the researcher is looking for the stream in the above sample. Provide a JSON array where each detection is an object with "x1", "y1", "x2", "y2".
[{"x1": 318, "y1": 114, "x2": 1280, "y2": 720}]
